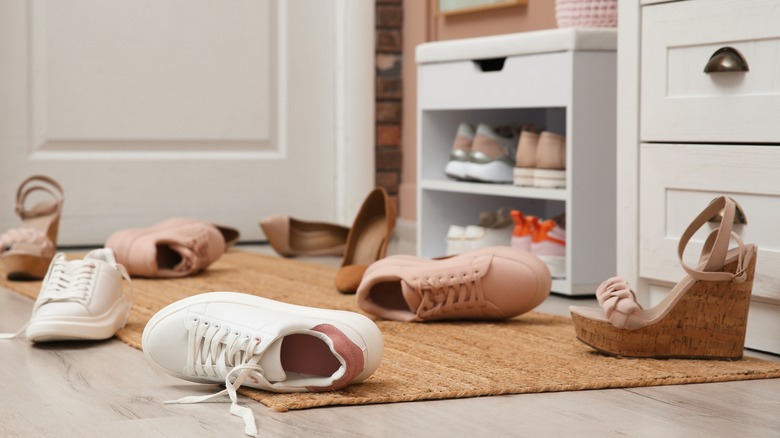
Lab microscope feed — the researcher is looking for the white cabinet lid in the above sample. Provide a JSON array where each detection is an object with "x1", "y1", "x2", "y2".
[{"x1": 416, "y1": 28, "x2": 617, "y2": 64}]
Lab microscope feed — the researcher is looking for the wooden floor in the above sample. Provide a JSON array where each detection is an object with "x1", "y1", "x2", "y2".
[{"x1": 1, "y1": 245, "x2": 779, "y2": 437}]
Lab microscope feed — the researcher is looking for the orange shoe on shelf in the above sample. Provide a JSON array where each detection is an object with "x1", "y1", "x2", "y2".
[
  {"x1": 511, "y1": 212, "x2": 538, "y2": 252},
  {"x1": 569, "y1": 196, "x2": 757, "y2": 359},
  {"x1": 0, "y1": 175, "x2": 64, "y2": 280},
  {"x1": 510, "y1": 210, "x2": 533, "y2": 252},
  {"x1": 531, "y1": 215, "x2": 566, "y2": 279}
]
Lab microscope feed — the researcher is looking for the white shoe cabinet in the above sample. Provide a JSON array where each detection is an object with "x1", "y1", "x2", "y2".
[{"x1": 415, "y1": 28, "x2": 618, "y2": 296}]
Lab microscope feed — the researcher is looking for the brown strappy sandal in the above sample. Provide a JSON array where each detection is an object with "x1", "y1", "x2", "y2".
[{"x1": 0, "y1": 175, "x2": 64, "y2": 280}]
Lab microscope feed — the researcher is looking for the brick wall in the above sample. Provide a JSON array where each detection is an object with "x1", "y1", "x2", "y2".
[{"x1": 375, "y1": 0, "x2": 402, "y2": 213}]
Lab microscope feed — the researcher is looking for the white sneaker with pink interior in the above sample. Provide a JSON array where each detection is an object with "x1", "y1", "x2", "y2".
[{"x1": 142, "y1": 292, "x2": 384, "y2": 437}]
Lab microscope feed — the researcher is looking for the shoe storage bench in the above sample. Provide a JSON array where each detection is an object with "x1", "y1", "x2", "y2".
[
  {"x1": 415, "y1": 28, "x2": 617, "y2": 296},
  {"x1": 618, "y1": 0, "x2": 780, "y2": 354}
]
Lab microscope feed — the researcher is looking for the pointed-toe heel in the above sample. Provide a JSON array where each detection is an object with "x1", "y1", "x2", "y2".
[
  {"x1": 260, "y1": 215, "x2": 349, "y2": 257},
  {"x1": 570, "y1": 196, "x2": 757, "y2": 360},
  {"x1": 335, "y1": 187, "x2": 395, "y2": 294}
]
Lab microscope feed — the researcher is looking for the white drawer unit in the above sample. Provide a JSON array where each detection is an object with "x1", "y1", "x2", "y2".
[
  {"x1": 640, "y1": 0, "x2": 780, "y2": 143},
  {"x1": 639, "y1": 143, "x2": 780, "y2": 303},
  {"x1": 416, "y1": 28, "x2": 618, "y2": 296},
  {"x1": 619, "y1": 0, "x2": 780, "y2": 354}
]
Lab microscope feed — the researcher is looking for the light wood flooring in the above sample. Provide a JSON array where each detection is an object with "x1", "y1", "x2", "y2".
[{"x1": 1, "y1": 244, "x2": 779, "y2": 437}]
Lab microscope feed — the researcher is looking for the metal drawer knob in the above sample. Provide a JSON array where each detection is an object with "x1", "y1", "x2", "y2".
[
  {"x1": 708, "y1": 196, "x2": 747, "y2": 225},
  {"x1": 704, "y1": 47, "x2": 749, "y2": 73}
]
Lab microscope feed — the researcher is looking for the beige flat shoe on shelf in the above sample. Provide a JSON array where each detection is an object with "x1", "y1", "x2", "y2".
[
  {"x1": 570, "y1": 196, "x2": 757, "y2": 360},
  {"x1": 259, "y1": 215, "x2": 349, "y2": 257},
  {"x1": 0, "y1": 175, "x2": 64, "y2": 280},
  {"x1": 335, "y1": 187, "x2": 396, "y2": 294}
]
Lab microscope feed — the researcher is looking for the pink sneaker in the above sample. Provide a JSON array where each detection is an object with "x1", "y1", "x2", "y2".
[
  {"x1": 531, "y1": 218, "x2": 566, "y2": 278},
  {"x1": 106, "y1": 218, "x2": 236, "y2": 278},
  {"x1": 356, "y1": 246, "x2": 551, "y2": 322}
]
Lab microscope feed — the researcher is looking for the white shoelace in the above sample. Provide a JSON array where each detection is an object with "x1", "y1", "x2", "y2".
[
  {"x1": 165, "y1": 317, "x2": 271, "y2": 438},
  {"x1": 0, "y1": 254, "x2": 132, "y2": 339}
]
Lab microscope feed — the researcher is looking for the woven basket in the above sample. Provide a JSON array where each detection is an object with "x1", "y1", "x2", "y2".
[{"x1": 555, "y1": 0, "x2": 618, "y2": 28}]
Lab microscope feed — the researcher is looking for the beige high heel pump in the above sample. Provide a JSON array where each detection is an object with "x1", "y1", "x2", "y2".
[
  {"x1": 335, "y1": 187, "x2": 396, "y2": 294},
  {"x1": 569, "y1": 196, "x2": 757, "y2": 360}
]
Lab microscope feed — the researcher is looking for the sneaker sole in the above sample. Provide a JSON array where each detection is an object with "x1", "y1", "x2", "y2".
[
  {"x1": 513, "y1": 167, "x2": 534, "y2": 186},
  {"x1": 444, "y1": 160, "x2": 468, "y2": 180},
  {"x1": 141, "y1": 292, "x2": 384, "y2": 385},
  {"x1": 533, "y1": 168, "x2": 566, "y2": 188},
  {"x1": 26, "y1": 298, "x2": 131, "y2": 342},
  {"x1": 538, "y1": 255, "x2": 566, "y2": 279},
  {"x1": 465, "y1": 161, "x2": 513, "y2": 183}
]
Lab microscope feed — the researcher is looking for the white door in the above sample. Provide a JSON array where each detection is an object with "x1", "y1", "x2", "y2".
[{"x1": 0, "y1": 0, "x2": 374, "y2": 245}]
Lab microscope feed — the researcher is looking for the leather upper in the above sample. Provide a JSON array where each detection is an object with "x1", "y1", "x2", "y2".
[{"x1": 105, "y1": 218, "x2": 226, "y2": 278}]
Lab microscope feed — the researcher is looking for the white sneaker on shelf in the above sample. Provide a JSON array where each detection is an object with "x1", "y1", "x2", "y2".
[
  {"x1": 1, "y1": 248, "x2": 133, "y2": 343},
  {"x1": 465, "y1": 124, "x2": 519, "y2": 183},
  {"x1": 142, "y1": 291, "x2": 384, "y2": 437},
  {"x1": 444, "y1": 123, "x2": 475, "y2": 180},
  {"x1": 446, "y1": 225, "x2": 467, "y2": 256},
  {"x1": 463, "y1": 225, "x2": 513, "y2": 250}
]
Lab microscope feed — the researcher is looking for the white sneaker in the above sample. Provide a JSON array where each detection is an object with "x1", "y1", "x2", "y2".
[
  {"x1": 465, "y1": 124, "x2": 518, "y2": 183},
  {"x1": 446, "y1": 225, "x2": 467, "y2": 256},
  {"x1": 142, "y1": 292, "x2": 384, "y2": 437},
  {"x1": 1, "y1": 249, "x2": 133, "y2": 342},
  {"x1": 444, "y1": 123, "x2": 475, "y2": 180},
  {"x1": 463, "y1": 225, "x2": 513, "y2": 250}
]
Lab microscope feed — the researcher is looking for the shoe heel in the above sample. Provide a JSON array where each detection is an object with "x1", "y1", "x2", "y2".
[
  {"x1": 1, "y1": 253, "x2": 52, "y2": 280},
  {"x1": 573, "y1": 250, "x2": 756, "y2": 360}
]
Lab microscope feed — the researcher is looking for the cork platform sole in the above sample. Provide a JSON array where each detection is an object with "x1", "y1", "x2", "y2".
[{"x1": 572, "y1": 252, "x2": 757, "y2": 360}]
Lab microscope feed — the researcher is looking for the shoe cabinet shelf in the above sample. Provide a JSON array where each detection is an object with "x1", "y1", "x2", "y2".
[{"x1": 415, "y1": 28, "x2": 617, "y2": 296}]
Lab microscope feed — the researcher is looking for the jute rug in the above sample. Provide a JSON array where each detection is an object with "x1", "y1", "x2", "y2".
[{"x1": 3, "y1": 249, "x2": 780, "y2": 412}]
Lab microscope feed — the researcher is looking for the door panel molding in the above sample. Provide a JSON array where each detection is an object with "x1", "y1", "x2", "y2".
[{"x1": 28, "y1": 0, "x2": 286, "y2": 159}]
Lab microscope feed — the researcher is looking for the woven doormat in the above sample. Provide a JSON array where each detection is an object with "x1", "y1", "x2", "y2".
[{"x1": 3, "y1": 249, "x2": 780, "y2": 412}]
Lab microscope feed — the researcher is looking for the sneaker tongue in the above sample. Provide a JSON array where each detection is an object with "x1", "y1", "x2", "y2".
[
  {"x1": 400, "y1": 279, "x2": 423, "y2": 312},
  {"x1": 257, "y1": 338, "x2": 287, "y2": 382}
]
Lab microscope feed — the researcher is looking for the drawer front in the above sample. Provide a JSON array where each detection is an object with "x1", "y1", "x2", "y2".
[
  {"x1": 639, "y1": 143, "x2": 780, "y2": 302},
  {"x1": 418, "y1": 52, "x2": 572, "y2": 109},
  {"x1": 641, "y1": 0, "x2": 780, "y2": 143}
]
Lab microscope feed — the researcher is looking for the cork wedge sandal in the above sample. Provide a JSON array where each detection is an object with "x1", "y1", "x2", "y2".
[
  {"x1": 569, "y1": 196, "x2": 757, "y2": 360},
  {"x1": 0, "y1": 176, "x2": 64, "y2": 280}
]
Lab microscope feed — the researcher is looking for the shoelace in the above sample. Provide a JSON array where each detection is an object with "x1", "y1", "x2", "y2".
[
  {"x1": 0, "y1": 254, "x2": 132, "y2": 339},
  {"x1": 165, "y1": 317, "x2": 270, "y2": 438},
  {"x1": 416, "y1": 271, "x2": 487, "y2": 317},
  {"x1": 171, "y1": 229, "x2": 210, "y2": 273}
]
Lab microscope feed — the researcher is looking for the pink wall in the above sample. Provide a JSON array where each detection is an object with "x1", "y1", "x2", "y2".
[{"x1": 399, "y1": 0, "x2": 558, "y2": 221}]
